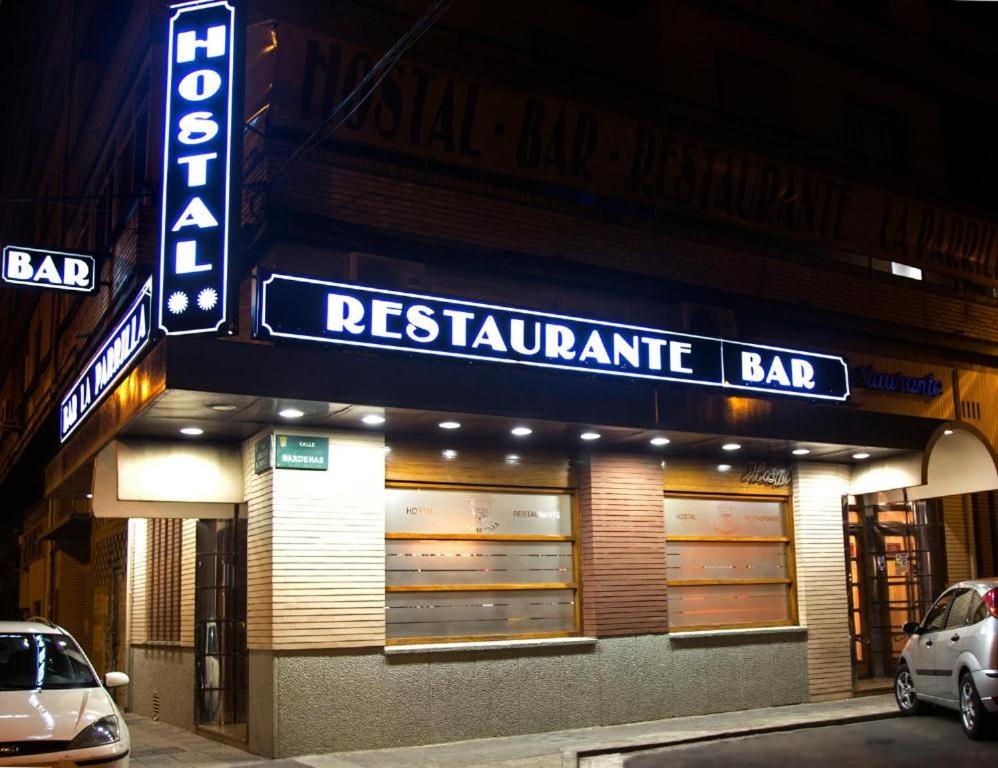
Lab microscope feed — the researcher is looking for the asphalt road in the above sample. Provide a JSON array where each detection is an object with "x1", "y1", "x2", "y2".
[{"x1": 625, "y1": 712, "x2": 997, "y2": 767}]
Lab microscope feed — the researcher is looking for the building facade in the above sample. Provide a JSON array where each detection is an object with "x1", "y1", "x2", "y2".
[{"x1": 1, "y1": 0, "x2": 997, "y2": 758}]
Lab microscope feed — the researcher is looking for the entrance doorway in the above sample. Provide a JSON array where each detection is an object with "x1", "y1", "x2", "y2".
[
  {"x1": 844, "y1": 496, "x2": 947, "y2": 687},
  {"x1": 194, "y1": 515, "x2": 247, "y2": 740}
]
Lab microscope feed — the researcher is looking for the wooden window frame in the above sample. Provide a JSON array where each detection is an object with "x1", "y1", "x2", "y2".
[
  {"x1": 384, "y1": 481, "x2": 582, "y2": 646},
  {"x1": 664, "y1": 491, "x2": 798, "y2": 632}
]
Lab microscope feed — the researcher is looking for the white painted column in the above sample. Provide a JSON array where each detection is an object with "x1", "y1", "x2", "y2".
[{"x1": 792, "y1": 462, "x2": 852, "y2": 701}]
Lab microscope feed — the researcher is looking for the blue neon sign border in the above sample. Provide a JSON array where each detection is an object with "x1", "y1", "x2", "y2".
[
  {"x1": 157, "y1": 0, "x2": 236, "y2": 336},
  {"x1": 258, "y1": 272, "x2": 851, "y2": 402}
]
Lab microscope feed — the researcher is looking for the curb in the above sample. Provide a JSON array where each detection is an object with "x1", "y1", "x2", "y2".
[{"x1": 564, "y1": 709, "x2": 899, "y2": 767}]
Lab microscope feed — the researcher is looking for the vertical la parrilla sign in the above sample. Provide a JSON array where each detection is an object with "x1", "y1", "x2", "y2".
[{"x1": 159, "y1": 0, "x2": 236, "y2": 334}]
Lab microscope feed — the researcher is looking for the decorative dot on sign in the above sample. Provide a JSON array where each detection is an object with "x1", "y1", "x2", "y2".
[
  {"x1": 167, "y1": 291, "x2": 188, "y2": 315},
  {"x1": 511, "y1": 426, "x2": 533, "y2": 437},
  {"x1": 362, "y1": 414, "x2": 386, "y2": 425},
  {"x1": 196, "y1": 287, "x2": 218, "y2": 311}
]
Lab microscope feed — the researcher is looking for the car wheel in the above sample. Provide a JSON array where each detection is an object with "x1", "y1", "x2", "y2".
[
  {"x1": 895, "y1": 663, "x2": 930, "y2": 716},
  {"x1": 959, "y1": 672, "x2": 993, "y2": 740}
]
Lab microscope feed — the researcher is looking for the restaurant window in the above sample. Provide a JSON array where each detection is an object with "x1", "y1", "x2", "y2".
[
  {"x1": 385, "y1": 486, "x2": 579, "y2": 644},
  {"x1": 664, "y1": 495, "x2": 796, "y2": 630}
]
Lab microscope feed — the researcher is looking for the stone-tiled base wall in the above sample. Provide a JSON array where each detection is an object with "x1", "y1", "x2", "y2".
[
  {"x1": 264, "y1": 631, "x2": 808, "y2": 757},
  {"x1": 128, "y1": 646, "x2": 194, "y2": 729}
]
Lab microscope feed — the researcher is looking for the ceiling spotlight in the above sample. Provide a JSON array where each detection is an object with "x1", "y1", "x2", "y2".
[
  {"x1": 717, "y1": 464, "x2": 732, "y2": 472},
  {"x1": 943, "y1": 429, "x2": 954, "y2": 436},
  {"x1": 511, "y1": 426, "x2": 533, "y2": 437},
  {"x1": 180, "y1": 427, "x2": 203, "y2": 436},
  {"x1": 278, "y1": 408, "x2": 304, "y2": 419},
  {"x1": 852, "y1": 452, "x2": 870, "y2": 460},
  {"x1": 650, "y1": 436, "x2": 670, "y2": 446},
  {"x1": 792, "y1": 448, "x2": 810, "y2": 456},
  {"x1": 580, "y1": 431, "x2": 601, "y2": 441},
  {"x1": 209, "y1": 403, "x2": 237, "y2": 412},
  {"x1": 722, "y1": 443, "x2": 741, "y2": 451},
  {"x1": 361, "y1": 414, "x2": 386, "y2": 425},
  {"x1": 442, "y1": 449, "x2": 458, "y2": 460},
  {"x1": 85, "y1": 493, "x2": 93, "y2": 499},
  {"x1": 439, "y1": 421, "x2": 461, "y2": 430}
]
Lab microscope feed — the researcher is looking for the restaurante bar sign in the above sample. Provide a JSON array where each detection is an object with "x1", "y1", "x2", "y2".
[{"x1": 257, "y1": 273, "x2": 851, "y2": 401}]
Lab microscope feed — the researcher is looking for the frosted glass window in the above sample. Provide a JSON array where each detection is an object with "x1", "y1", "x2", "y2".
[
  {"x1": 386, "y1": 540, "x2": 574, "y2": 586},
  {"x1": 667, "y1": 542, "x2": 787, "y2": 581},
  {"x1": 668, "y1": 584, "x2": 789, "y2": 629},
  {"x1": 387, "y1": 488, "x2": 572, "y2": 536},
  {"x1": 386, "y1": 589, "x2": 576, "y2": 640},
  {"x1": 664, "y1": 497, "x2": 785, "y2": 538},
  {"x1": 664, "y1": 495, "x2": 794, "y2": 630},
  {"x1": 385, "y1": 486, "x2": 578, "y2": 643}
]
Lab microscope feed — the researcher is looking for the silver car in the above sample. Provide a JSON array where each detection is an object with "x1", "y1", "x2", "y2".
[{"x1": 895, "y1": 578, "x2": 998, "y2": 739}]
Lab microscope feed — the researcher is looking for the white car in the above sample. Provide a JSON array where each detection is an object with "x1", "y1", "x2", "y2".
[
  {"x1": 895, "y1": 578, "x2": 998, "y2": 739},
  {"x1": 0, "y1": 620, "x2": 130, "y2": 767}
]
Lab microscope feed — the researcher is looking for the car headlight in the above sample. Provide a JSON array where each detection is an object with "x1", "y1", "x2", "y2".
[{"x1": 68, "y1": 715, "x2": 120, "y2": 749}]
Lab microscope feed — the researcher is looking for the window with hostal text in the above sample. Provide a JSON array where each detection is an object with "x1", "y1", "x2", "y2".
[
  {"x1": 385, "y1": 487, "x2": 579, "y2": 644},
  {"x1": 664, "y1": 495, "x2": 797, "y2": 630}
]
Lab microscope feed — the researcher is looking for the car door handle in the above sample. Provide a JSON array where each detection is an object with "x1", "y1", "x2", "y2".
[{"x1": 951, "y1": 634, "x2": 961, "y2": 642}]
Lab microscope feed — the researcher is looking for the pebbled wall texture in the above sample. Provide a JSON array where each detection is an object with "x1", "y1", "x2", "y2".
[
  {"x1": 128, "y1": 646, "x2": 194, "y2": 729},
  {"x1": 261, "y1": 631, "x2": 808, "y2": 757}
]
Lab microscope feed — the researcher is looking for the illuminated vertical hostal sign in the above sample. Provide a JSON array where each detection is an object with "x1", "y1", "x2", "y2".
[{"x1": 159, "y1": 0, "x2": 236, "y2": 335}]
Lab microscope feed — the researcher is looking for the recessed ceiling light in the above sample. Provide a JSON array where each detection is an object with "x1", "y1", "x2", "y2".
[
  {"x1": 511, "y1": 426, "x2": 533, "y2": 437},
  {"x1": 717, "y1": 464, "x2": 732, "y2": 472},
  {"x1": 361, "y1": 414, "x2": 386, "y2": 425},
  {"x1": 442, "y1": 449, "x2": 458, "y2": 460},
  {"x1": 85, "y1": 493, "x2": 93, "y2": 499},
  {"x1": 722, "y1": 443, "x2": 741, "y2": 451},
  {"x1": 439, "y1": 421, "x2": 461, "y2": 430},
  {"x1": 180, "y1": 427, "x2": 203, "y2": 436},
  {"x1": 943, "y1": 429, "x2": 954, "y2": 436},
  {"x1": 278, "y1": 408, "x2": 304, "y2": 419},
  {"x1": 209, "y1": 403, "x2": 237, "y2": 412},
  {"x1": 650, "y1": 436, "x2": 670, "y2": 446},
  {"x1": 792, "y1": 448, "x2": 810, "y2": 456},
  {"x1": 580, "y1": 431, "x2": 601, "y2": 441},
  {"x1": 852, "y1": 452, "x2": 870, "y2": 460}
]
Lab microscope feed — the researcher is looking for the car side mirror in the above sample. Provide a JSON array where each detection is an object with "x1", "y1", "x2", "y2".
[
  {"x1": 105, "y1": 671, "x2": 130, "y2": 688},
  {"x1": 902, "y1": 621, "x2": 922, "y2": 636}
]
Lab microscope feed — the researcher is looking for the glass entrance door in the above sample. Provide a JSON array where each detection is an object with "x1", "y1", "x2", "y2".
[
  {"x1": 194, "y1": 516, "x2": 247, "y2": 732},
  {"x1": 844, "y1": 496, "x2": 947, "y2": 682}
]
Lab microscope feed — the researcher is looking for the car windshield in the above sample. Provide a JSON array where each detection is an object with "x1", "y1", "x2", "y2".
[{"x1": 0, "y1": 633, "x2": 99, "y2": 690}]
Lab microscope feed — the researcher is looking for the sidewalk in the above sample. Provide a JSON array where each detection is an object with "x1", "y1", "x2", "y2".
[{"x1": 126, "y1": 694, "x2": 896, "y2": 768}]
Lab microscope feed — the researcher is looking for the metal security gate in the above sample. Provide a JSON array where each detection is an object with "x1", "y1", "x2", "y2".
[
  {"x1": 194, "y1": 515, "x2": 247, "y2": 727},
  {"x1": 844, "y1": 496, "x2": 947, "y2": 682}
]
